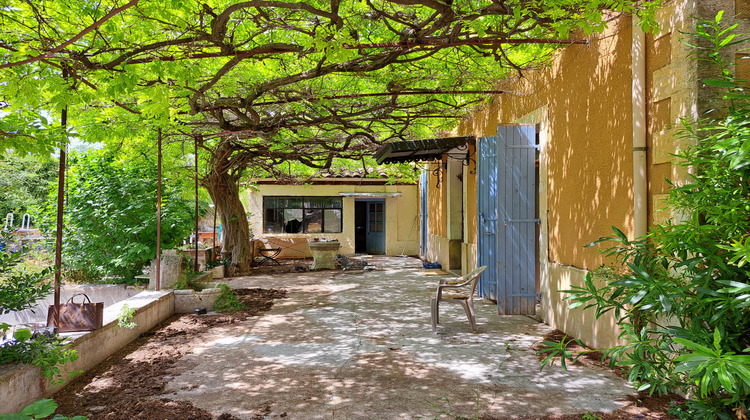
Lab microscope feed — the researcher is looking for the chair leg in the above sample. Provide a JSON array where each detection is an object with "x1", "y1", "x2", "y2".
[
  {"x1": 460, "y1": 301, "x2": 477, "y2": 332},
  {"x1": 468, "y1": 303, "x2": 477, "y2": 332},
  {"x1": 430, "y1": 298, "x2": 438, "y2": 333},
  {"x1": 434, "y1": 299, "x2": 439, "y2": 325}
]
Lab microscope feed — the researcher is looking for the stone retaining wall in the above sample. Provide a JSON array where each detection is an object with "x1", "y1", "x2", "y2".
[{"x1": 0, "y1": 291, "x2": 174, "y2": 414}]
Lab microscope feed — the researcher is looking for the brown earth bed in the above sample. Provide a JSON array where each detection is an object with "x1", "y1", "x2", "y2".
[
  {"x1": 53, "y1": 289, "x2": 677, "y2": 420},
  {"x1": 54, "y1": 288, "x2": 286, "y2": 420}
]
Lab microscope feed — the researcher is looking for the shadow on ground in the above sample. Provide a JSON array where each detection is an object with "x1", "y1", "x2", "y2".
[{"x1": 154, "y1": 256, "x2": 640, "y2": 419}]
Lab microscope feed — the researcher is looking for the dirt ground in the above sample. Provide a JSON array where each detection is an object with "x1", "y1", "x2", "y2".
[
  {"x1": 54, "y1": 289, "x2": 287, "y2": 420},
  {"x1": 52, "y1": 264, "x2": 679, "y2": 419}
]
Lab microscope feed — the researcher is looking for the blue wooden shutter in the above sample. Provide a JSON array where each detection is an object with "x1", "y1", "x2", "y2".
[
  {"x1": 477, "y1": 135, "x2": 498, "y2": 299},
  {"x1": 420, "y1": 170, "x2": 428, "y2": 257},
  {"x1": 497, "y1": 125, "x2": 537, "y2": 315}
]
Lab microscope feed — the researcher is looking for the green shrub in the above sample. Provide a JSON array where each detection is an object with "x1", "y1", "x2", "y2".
[
  {"x1": 116, "y1": 304, "x2": 137, "y2": 329},
  {"x1": 543, "y1": 12, "x2": 750, "y2": 418},
  {"x1": 213, "y1": 284, "x2": 244, "y2": 313},
  {"x1": 0, "y1": 239, "x2": 53, "y2": 315},
  {"x1": 36, "y1": 151, "x2": 197, "y2": 280},
  {"x1": 0, "y1": 330, "x2": 79, "y2": 384},
  {"x1": 1, "y1": 232, "x2": 78, "y2": 384},
  {"x1": 0, "y1": 154, "x2": 58, "y2": 217},
  {"x1": 0, "y1": 398, "x2": 87, "y2": 420}
]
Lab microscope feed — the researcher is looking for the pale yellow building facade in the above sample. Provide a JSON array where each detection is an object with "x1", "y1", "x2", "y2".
[{"x1": 246, "y1": 180, "x2": 420, "y2": 259}]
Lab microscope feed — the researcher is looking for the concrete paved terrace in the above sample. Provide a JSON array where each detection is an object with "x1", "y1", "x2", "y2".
[{"x1": 162, "y1": 256, "x2": 634, "y2": 419}]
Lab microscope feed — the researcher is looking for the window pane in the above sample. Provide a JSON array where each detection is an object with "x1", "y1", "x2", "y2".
[
  {"x1": 264, "y1": 197, "x2": 279, "y2": 209},
  {"x1": 286, "y1": 198, "x2": 303, "y2": 208},
  {"x1": 304, "y1": 209, "x2": 323, "y2": 233},
  {"x1": 306, "y1": 198, "x2": 324, "y2": 209},
  {"x1": 264, "y1": 209, "x2": 284, "y2": 233},
  {"x1": 323, "y1": 209, "x2": 342, "y2": 233},
  {"x1": 283, "y1": 209, "x2": 303, "y2": 233},
  {"x1": 263, "y1": 197, "x2": 341, "y2": 232},
  {"x1": 266, "y1": 197, "x2": 303, "y2": 209},
  {"x1": 324, "y1": 197, "x2": 342, "y2": 208},
  {"x1": 305, "y1": 197, "x2": 341, "y2": 209}
]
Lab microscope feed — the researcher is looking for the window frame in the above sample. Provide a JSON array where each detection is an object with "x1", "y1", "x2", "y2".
[{"x1": 263, "y1": 196, "x2": 343, "y2": 234}]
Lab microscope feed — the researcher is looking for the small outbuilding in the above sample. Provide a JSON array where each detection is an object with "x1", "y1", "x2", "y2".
[{"x1": 245, "y1": 170, "x2": 420, "y2": 260}]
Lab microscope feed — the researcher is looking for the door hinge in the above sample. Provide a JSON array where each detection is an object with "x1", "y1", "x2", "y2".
[{"x1": 504, "y1": 218, "x2": 540, "y2": 226}]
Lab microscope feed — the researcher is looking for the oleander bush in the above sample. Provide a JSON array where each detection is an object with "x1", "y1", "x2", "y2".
[{"x1": 542, "y1": 12, "x2": 750, "y2": 419}]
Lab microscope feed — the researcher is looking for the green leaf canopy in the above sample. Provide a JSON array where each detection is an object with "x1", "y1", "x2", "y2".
[{"x1": 1, "y1": 0, "x2": 663, "y2": 167}]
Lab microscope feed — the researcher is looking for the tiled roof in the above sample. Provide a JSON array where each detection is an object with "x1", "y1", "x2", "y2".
[{"x1": 315, "y1": 168, "x2": 389, "y2": 178}]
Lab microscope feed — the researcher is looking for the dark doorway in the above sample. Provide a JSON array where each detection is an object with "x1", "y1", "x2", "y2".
[
  {"x1": 355, "y1": 201, "x2": 367, "y2": 253},
  {"x1": 354, "y1": 200, "x2": 386, "y2": 254}
]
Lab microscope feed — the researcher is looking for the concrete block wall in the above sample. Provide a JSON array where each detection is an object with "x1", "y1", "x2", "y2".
[{"x1": 0, "y1": 291, "x2": 174, "y2": 414}]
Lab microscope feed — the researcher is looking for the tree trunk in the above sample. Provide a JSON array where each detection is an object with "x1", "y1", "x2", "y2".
[{"x1": 203, "y1": 169, "x2": 252, "y2": 275}]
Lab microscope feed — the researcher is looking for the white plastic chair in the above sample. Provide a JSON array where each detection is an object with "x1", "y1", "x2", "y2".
[{"x1": 430, "y1": 266, "x2": 487, "y2": 333}]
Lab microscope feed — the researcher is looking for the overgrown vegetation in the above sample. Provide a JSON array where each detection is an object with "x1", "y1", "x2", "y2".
[
  {"x1": 116, "y1": 304, "x2": 137, "y2": 329},
  {"x1": 213, "y1": 284, "x2": 244, "y2": 313},
  {"x1": 0, "y1": 155, "x2": 58, "y2": 219},
  {"x1": 0, "y1": 329, "x2": 79, "y2": 385},
  {"x1": 542, "y1": 13, "x2": 750, "y2": 419},
  {"x1": 36, "y1": 151, "x2": 197, "y2": 282},
  {"x1": 205, "y1": 257, "x2": 230, "y2": 270},
  {"x1": 0, "y1": 233, "x2": 52, "y2": 315},
  {"x1": 0, "y1": 232, "x2": 78, "y2": 384},
  {"x1": 0, "y1": 0, "x2": 665, "y2": 272}
]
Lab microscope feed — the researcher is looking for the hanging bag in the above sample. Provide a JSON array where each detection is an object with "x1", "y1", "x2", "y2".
[{"x1": 47, "y1": 293, "x2": 104, "y2": 332}]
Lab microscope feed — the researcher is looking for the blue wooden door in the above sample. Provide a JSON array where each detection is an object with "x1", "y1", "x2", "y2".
[
  {"x1": 420, "y1": 170, "x2": 428, "y2": 257},
  {"x1": 497, "y1": 125, "x2": 537, "y2": 315},
  {"x1": 366, "y1": 200, "x2": 385, "y2": 254},
  {"x1": 477, "y1": 135, "x2": 498, "y2": 299}
]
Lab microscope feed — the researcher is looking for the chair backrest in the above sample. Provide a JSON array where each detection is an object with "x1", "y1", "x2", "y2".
[
  {"x1": 466, "y1": 265, "x2": 487, "y2": 296},
  {"x1": 463, "y1": 266, "x2": 487, "y2": 297},
  {"x1": 439, "y1": 266, "x2": 487, "y2": 298}
]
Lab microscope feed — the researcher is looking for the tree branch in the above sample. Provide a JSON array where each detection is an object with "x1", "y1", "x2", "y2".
[
  {"x1": 244, "y1": 89, "x2": 509, "y2": 107},
  {"x1": 0, "y1": 0, "x2": 141, "y2": 69}
]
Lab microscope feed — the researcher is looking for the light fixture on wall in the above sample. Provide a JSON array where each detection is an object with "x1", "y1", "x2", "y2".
[
  {"x1": 445, "y1": 144, "x2": 476, "y2": 174},
  {"x1": 462, "y1": 150, "x2": 477, "y2": 175},
  {"x1": 430, "y1": 159, "x2": 447, "y2": 188},
  {"x1": 432, "y1": 144, "x2": 477, "y2": 188}
]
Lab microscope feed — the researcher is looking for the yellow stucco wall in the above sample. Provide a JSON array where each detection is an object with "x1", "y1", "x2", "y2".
[
  {"x1": 426, "y1": 160, "x2": 447, "y2": 239},
  {"x1": 424, "y1": 160, "x2": 448, "y2": 267},
  {"x1": 419, "y1": 0, "x2": 749, "y2": 350},
  {"x1": 245, "y1": 183, "x2": 420, "y2": 258},
  {"x1": 456, "y1": 19, "x2": 636, "y2": 349},
  {"x1": 458, "y1": 21, "x2": 635, "y2": 271},
  {"x1": 424, "y1": 155, "x2": 470, "y2": 271},
  {"x1": 449, "y1": 9, "x2": 701, "y2": 349},
  {"x1": 465, "y1": 144, "x2": 478, "y2": 248}
]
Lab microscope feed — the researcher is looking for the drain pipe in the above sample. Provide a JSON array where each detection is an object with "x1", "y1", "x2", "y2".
[{"x1": 632, "y1": 17, "x2": 648, "y2": 239}]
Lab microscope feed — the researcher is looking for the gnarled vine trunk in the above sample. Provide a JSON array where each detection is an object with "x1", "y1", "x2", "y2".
[{"x1": 203, "y1": 162, "x2": 252, "y2": 275}]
